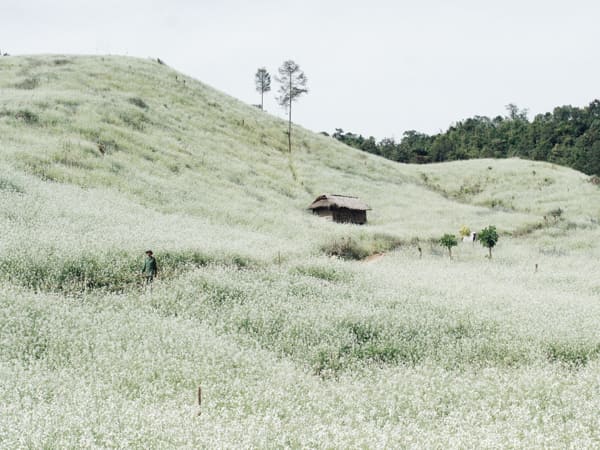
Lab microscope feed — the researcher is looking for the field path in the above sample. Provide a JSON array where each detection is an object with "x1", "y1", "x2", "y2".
[{"x1": 364, "y1": 252, "x2": 385, "y2": 264}]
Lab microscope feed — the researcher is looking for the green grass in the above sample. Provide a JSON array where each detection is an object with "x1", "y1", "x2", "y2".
[{"x1": 1, "y1": 54, "x2": 600, "y2": 447}]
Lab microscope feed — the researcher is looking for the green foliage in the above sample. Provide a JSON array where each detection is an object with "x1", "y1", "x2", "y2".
[
  {"x1": 478, "y1": 225, "x2": 499, "y2": 258},
  {"x1": 332, "y1": 100, "x2": 600, "y2": 176},
  {"x1": 549, "y1": 207, "x2": 563, "y2": 220},
  {"x1": 0, "y1": 249, "x2": 258, "y2": 293},
  {"x1": 275, "y1": 60, "x2": 308, "y2": 109},
  {"x1": 439, "y1": 233, "x2": 458, "y2": 258},
  {"x1": 276, "y1": 60, "x2": 308, "y2": 153},
  {"x1": 254, "y1": 67, "x2": 271, "y2": 110},
  {"x1": 321, "y1": 237, "x2": 368, "y2": 260},
  {"x1": 14, "y1": 109, "x2": 40, "y2": 124},
  {"x1": 321, "y1": 233, "x2": 402, "y2": 260},
  {"x1": 547, "y1": 341, "x2": 600, "y2": 368},
  {"x1": 128, "y1": 97, "x2": 149, "y2": 109}
]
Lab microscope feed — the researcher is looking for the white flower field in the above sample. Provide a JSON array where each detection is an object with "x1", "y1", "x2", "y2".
[{"x1": 1, "y1": 55, "x2": 599, "y2": 448}]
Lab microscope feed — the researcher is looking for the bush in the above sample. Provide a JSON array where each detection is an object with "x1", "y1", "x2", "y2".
[
  {"x1": 128, "y1": 97, "x2": 149, "y2": 109},
  {"x1": 14, "y1": 110, "x2": 39, "y2": 124},
  {"x1": 478, "y1": 225, "x2": 499, "y2": 258},
  {"x1": 321, "y1": 233, "x2": 402, "y2": 260},
  {"x1": 439, "y1": 233, "x2": 458, "y2": 259},
  {"x1": 549, "y1": 207, "x2": 563, "y2": 220},
  {"x1": 321, "y1": 237, "x2": 368, "y2": 260},
  {"x1": 547, "y1": 342, "x2": 600, "y2": 368}
]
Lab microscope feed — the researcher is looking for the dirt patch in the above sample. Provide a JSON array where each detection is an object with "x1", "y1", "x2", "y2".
[{"x1": 364, "y1": 253, "x2": 385, "y2": 264}]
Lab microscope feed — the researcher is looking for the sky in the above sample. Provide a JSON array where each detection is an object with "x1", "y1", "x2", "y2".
[{"x1": 2, "y1": 0, "x2": 600, "y2": 140}]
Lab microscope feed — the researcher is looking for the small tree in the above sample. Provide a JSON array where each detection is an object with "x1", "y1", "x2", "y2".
[
  {"x1": 254, "y1": 67, "x2": 271, "y2": 110},
  {"x1": 478, "y1": 225, "x2": 499, "y2": 258},
  {"x1": 275, "y1": 60, "x2": 308, "y2": 153},
  {"x1": 439, "y1": 234, "x2": 458, "y2": 259}
]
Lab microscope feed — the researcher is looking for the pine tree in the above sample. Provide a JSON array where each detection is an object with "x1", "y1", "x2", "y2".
[
  {"x1": 254, "y1": 68, "x2": 271, "y2": 110},
  {"x1": 275, "y1": 60, "x2": 308, "y2": 153}
]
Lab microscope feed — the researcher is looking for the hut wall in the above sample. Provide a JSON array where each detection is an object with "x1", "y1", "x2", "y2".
[
  {"x1": 332, "y1": 208, "x2": 367, "y2": 225},
  {"x1": 313, "y1": 208, "x2": 333, "y2": 220}
]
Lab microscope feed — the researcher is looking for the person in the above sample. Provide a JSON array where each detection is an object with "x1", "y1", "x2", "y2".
[{"x1": 142, "y1": 250, "x2": 158, "y2": 292}]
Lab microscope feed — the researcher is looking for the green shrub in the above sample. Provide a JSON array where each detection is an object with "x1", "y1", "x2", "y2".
[
  {"x1": 439, "y1": 233, "x2": 458, "y2": 259},
  {"x1": 549, "y1": 207, "x2": 563, "y2": 220},
  {"x1": 128, "y1": 97, "x2": 149, "y2": 109},
  {"x1": 320, "y1": 233, "x2": 402, "y2": 260},
  {"x1": 478, "y1": 225, "x2": 499, "y2": 258},
  {"x1": 321, "y1": 237, "x2": 370, "y2": 260},
  {"x1": 547, "y1": 342, "x2": 600, "y2": 368},
  {"x1": 14, "y1": 110, "x2": 39, "y2": 124},
  {"x1": 345, "y1": 321, "x2": 380, "y2": 344}
]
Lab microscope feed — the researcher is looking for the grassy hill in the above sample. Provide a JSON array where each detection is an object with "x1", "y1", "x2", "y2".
[{"x1": 1, "y1": 55, "x2": 600, "y2": 448}]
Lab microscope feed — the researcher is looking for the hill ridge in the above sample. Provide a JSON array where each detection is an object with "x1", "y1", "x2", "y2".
[{"x1": 1, "y1": 54, "x2": 598, "y2": 250}]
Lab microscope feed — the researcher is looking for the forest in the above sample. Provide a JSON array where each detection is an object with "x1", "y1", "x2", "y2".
[{"x1": 332, "y1": 100, "x2": 600, "y2": 176}]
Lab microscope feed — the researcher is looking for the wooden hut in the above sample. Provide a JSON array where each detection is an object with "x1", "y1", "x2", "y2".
[{"x1": 308, "y1": 194, "x2": 370, "y2": 224}]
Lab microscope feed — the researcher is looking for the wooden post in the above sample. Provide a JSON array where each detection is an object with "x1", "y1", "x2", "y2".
[{"x1": 197, "y1": 386, "x2": 202, "y2": 416}]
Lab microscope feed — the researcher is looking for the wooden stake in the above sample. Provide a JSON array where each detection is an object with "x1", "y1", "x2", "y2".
[{"x1": 197, "y1": 386, "x2": 202, "y2": 416}]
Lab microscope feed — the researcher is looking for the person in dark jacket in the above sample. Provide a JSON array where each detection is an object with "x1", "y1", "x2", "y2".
[{"x1": 142, "y1": 250, "x2": 158, "y2": 292}]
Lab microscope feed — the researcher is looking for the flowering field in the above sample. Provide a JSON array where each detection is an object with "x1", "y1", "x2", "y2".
[{"x1": 1, "y1": 55, "x2": 600, "y2": 448}]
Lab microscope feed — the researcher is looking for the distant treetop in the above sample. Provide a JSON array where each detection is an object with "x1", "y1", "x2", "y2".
[{"x1": 332, "y1": 99, "x2": 600, "y2": 176}]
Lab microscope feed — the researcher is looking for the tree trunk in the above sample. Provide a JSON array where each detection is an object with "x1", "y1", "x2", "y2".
[
  {"x1": 488, "y1": 247, "x2": 492, "y2": 259},
  {"x1": 260, "y1": 89, "x2": 264, "y2": 110},
  {"x1": 448, "y1": 247, "x2": 452, "y2": 259},
  {"x1": 288, "y1": 77, "x2": 292, "y2": 153}
]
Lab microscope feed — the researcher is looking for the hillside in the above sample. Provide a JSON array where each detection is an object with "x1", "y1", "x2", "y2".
[
  {"x1": 1, "y1": 55, "x2": 600, "y2": 448},
  {"x1": 2, "y1": 56, "x2": 598, "y2": 266}
]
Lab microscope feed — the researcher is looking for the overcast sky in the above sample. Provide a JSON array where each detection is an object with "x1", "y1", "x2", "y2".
[{"x1": 3, "y1": 0, "x2": 600, "y2": 139}]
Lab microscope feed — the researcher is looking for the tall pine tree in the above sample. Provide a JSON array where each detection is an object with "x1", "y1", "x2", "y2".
[
  {"x1": 254, "y1": 67, "x2": 271, "y2": 110},
  {"x1": 275, "y1": 60, "x2": 308, "y2": 153}
]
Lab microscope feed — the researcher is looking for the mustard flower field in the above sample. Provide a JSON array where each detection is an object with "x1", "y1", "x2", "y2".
[{"x1": 1, "y1": 55, "x2": 599, "y2": 448}]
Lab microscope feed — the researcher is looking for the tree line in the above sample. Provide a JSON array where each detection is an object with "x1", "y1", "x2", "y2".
[{"x1": 331, "y1": 101, "x2": 600, "y2": 176}]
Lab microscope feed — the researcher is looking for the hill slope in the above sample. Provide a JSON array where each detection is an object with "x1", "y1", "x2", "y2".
[
  {"x1": 2, "y1": 55, "x2": 598, "y2": 265},
  {"x1": 1, "y1": 55, "x2": 600, "y2": 448}
]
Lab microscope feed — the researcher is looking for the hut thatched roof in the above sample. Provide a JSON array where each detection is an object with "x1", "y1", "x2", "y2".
[{"x1": 308, "y1": 194, "x2": 371, "y2": 211}]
